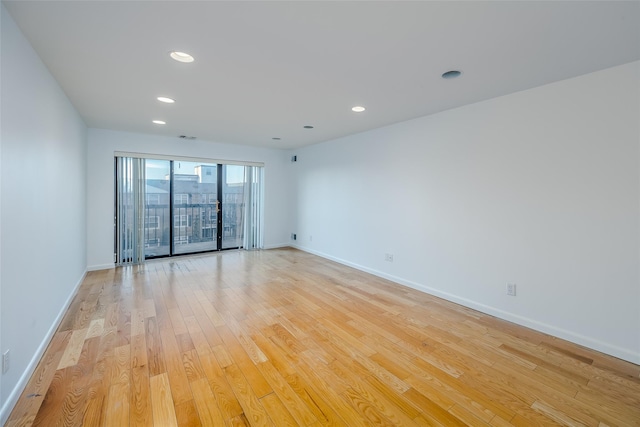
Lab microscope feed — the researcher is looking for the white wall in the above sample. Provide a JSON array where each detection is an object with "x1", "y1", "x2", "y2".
[
  {"x1": 0, "y1": 4, "x2": 87, "y2": 422},
  {"x1": 86, "y1": 129, "x2": 293, "y2": 270},
  {"x1": 0, "y1": 2, "x2": 4, "y2": 408},
  {"x1": 292, "y1": 61, "x2": 640, "y2": 364}
]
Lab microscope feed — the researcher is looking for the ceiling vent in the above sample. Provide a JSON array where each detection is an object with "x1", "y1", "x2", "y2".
[{"x1": 178, "y1": 135, "x2": 197, "y2": 140}]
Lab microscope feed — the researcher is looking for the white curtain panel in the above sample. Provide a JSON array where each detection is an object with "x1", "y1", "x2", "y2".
[
  {"x1": 115, "y1": 156, "x2": 146, "y2": 265},
  {"x1": 242, "y1": 166, "x2": 264, "y2": 250}
]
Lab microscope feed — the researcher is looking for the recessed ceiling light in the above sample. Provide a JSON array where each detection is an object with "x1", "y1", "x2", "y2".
[
  {"x1": 303, "y1": 125, "x2": 314, "y2": 129},
  {"x1": 152, "y1": 120, "x2": 166, "y2": 125},
  {"x1": 157, "y1": 96, "x2": 175, "y2": 104},
  {"x1": 351, "y1": 106, "x2": 366, "y2": 113},
  {"x1": 272, "y1": 137, "x2": 281, "y2": 140},
  {"x1": 442, "y1": 70, "x2": 462, "y2": 79},
  {"x1": 170, "y1": 51, "x2": 194, "y2": 63}
]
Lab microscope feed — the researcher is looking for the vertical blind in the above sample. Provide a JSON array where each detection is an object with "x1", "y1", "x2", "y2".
[
  {"x1": 115, "y1": 157, "x2": 146, "y2": 265},
  {"x1": 243, "y1": 166, "x2": 264, "y2": 250}
]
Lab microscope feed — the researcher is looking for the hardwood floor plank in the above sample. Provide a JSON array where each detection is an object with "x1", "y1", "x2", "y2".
[
  {"x1": 82, "y1": 327, "x2": 118, "y2": 426},
  {"x1": 130, "y1": 308, "x2": 145, "y2": 338},
  {"x1": 530, "y1": 400, "x2": 589, "y2": 427},
  {"x1": 149, "y1": 373, "x2": 178, "y2": 427},
  {"x1": 341, "y1": 387, "x2": 398, "y2": 426},
  {"x1": 184, "y1": 315, "x2": 214, "y2": 356},
  {"x1": 182, "y1": 348, "x2": 206, "y2": 382},
  {"x1": 144, "y1": 316, "x2": 166, "y2": 377},
  {"x1": 33, "y1": 367, "x2": 90, "y2": 426},
  {"x1": 111, "y1": 344, "x2": 131, "y2": 385},
  {"x1": 86, "y1": 318, "x2": 105, "y2": 339},
  {"x1": 361, "y1": 375, "x2": 422, "y2": 420},
  {"x1": 208, "y1": 374, "x2": 245, "y2": 420},
  {"x1": 295, "y1": 357, "x2": 374, "y2": 427},
  {"x1": 401, "y1": 387, "x2": 468, "y2": 427},
  {"x1": 224, "y1": 363, "x2": 275, "y2": 426},
  {"x1": 168, "y1": 307, "x2": 189, "y2": 336},
  {"x1": 130, "y1": 365, "x2": 153, "y2": 427},
  {"x1": 105, "y1": 382, "x2": 130, "y2": 427},
  {"x1": 174, "y1": 399, "x2": 202, "y2": 427},
  {"x1": 284, "y1": 372, "x2": 352, "y2": 426},
  {"x1": 217, "y1": 325, "x2": 272, "y2": 398},
  {"x1": 61, "y1": 336, "x2": 100, "y2": 426},
  {"x1": 57, "y1": 328, "x2": 89, "y2": 370},
  {"x1": 159, "y1": 327, "x2": 193, "y2": 406},
  {"x1": 448, "y1": 404, "x2": 494, "y2": 426},
  {"x1": 5, "y1": 331, "x2": 71, "y2": 427},
  {"x1": 190, "y1": 378, "x2": 226, "y2": 426},
  {"x1": 6, "y1": 249, "x2": 639, "y2": 426},
  {"x1": 256, "y1": 360, "x2": 319, "y2": 426},
  {"x1": 259, "y1": 392, "x2": 299, "y2": 427},
  {"x1": 345, "y1": 377, "x2": 420, "y2": 426}
]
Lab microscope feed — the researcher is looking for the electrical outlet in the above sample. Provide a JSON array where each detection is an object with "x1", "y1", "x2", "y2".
[
  {"x1": 506, "y1": 283, "x2": 517, "y2": 296},
  {"x1": 291, "y1": 233, "x2": 297, "y2": 240},
  {"x1": 385, "y1": 253, "x2": 394, "y2": 262},
  {"x1": 2, "y1": 350, "x2": 10, "y2": 374}
]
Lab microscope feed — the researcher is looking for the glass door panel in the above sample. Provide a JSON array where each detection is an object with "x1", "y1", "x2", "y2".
[
  {"x1": 144, "y1": 160, "x2": 171, "y2": 257},
  {"x1": 118, "y1": 156, "x2": 261, "y2": 261},
  {"x1": 173, "y1": 161, "x2": 218, "y2": 255},
  {"x1": 221, "y1": 165, "x2": 245, "y2": 249}
]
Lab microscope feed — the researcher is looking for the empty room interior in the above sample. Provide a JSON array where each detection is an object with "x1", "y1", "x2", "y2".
[{"x1": 1, "y1": 1, "x2": 639, "y2": 426}]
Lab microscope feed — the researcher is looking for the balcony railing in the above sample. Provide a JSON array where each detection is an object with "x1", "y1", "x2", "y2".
[{"x1": 136, "y1": 203, "x2": 244, "y2": 256}]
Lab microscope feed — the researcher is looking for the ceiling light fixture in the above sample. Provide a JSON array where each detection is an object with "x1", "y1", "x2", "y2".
[
  {"x1": 351, "y1": 106, "x2": 366, "y2": 113},
  {"x1": 170, "y1": 51, "x2": 194, "y2": 63},
  {"x1": 157, "y1": 96, "x2": 175, "y2": 104},
  {"x1": 442, "y1": 70, "x2": 462, "y2": 79},
  {"x1": 303, "y1": 125, "x2": 314, "y2": 129},
  {"x1": 152, "y1": 120, "x2": 166, "y2": 125}
]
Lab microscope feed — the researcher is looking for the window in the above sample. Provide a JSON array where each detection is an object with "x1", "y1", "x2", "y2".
[
  {"x1": 116, "y1": 156, "x2": 263, "y2": 261},
  {"x1": 201, "y1": 211, "x2": 215, "y2": 227},
  {"x1": 174, "y1": 214, "x2": 190, "y2": 228},
  {"x1": 174, "y1": 194, "x2": 188, "y2": 204},
  {"x1": 145, "y1": 216, "x2": 160, "y2": 229}
]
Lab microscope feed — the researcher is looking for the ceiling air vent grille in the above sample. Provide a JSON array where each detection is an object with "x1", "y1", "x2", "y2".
[{"x1": 178, "y1": 135, "x2": 197, "y2": 140}]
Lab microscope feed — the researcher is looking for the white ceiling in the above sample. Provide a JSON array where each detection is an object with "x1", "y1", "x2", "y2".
[{"x1": 4, "y1": 1, "x2": 639, "y2": 149}]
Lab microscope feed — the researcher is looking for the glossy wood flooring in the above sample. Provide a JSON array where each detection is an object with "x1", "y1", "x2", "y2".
[{"x1": 6, "y1": 248, "x2": 640, "y2": 426}]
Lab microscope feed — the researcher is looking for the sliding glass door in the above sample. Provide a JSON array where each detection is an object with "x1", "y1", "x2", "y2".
[
  {"x1": 172, "y1": 161, "x2": 219, "y2": 255},
  {"x1": 221, "y1": 165, "x2": 245, "y2": 249},
  {"x1": 117, "y1": 155, "x2": 261, "y2": 264},
  {"x1": 144, "y1": 160, "x2": 171, "y2": 257}
]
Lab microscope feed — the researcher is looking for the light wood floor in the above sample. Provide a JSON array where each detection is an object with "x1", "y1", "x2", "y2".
[{"x1": 6, "y1": 248, "x2": 640, "y2": 426}]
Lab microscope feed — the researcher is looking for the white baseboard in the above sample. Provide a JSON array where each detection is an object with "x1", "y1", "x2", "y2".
[
  {"x1": 0, "y1": 269, "x2": 87, "y2": 426},
  {"x1": 292, "y1": 245, "x2": 640, "y2": 365},
  {"x1": 87, "y1": 263, "x2": 114, "y2": 271}
]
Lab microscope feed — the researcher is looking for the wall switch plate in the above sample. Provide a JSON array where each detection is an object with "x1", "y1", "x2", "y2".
[
  {"x1": 506, "y1": 283, "x2": 517, "y2": 296},
  {"x1": 2, "y1": 350, "x2": 9, "y2": 374}
]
